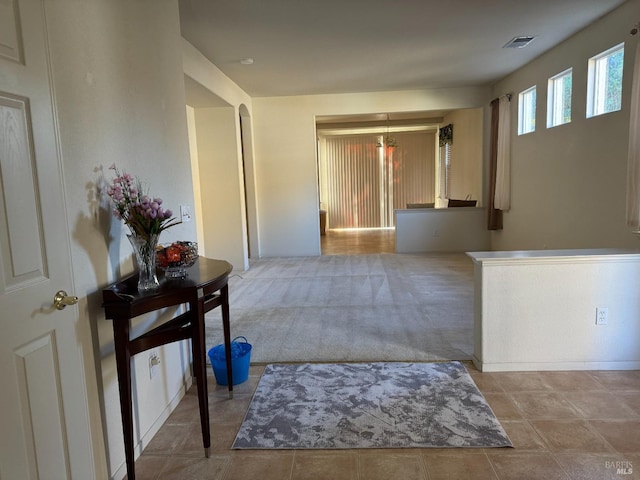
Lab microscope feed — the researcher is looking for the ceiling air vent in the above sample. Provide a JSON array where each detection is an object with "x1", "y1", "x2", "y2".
[{"x1": 503, "y1": 36, "x2": 536, "y2": 49}]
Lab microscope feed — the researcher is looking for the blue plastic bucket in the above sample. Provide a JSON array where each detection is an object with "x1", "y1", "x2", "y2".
[{"x1": 207, "y1": 336, "x2": 252, "y2": 386}]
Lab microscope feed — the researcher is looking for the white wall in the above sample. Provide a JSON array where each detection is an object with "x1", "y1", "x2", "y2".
[
  {"x1": 193, "y1": 106, "x2": 248, "y2": 270},
  {"x1": 469, "y1": 250, "x2": 640, "y2": 371},
  {"x1": 396, "y1": 208, "x2": 490, "y2": 253},
  {"x1": 489, "y1": 0, "x2": 640, "y2": 251},
  {"x1": 187, "y1": 106, "x2": 206, "y2": 250},
  {"x1": 182, "y1": 40, "x2": 254, "y2": 268},
  {"x1": 252, "y1": 87, "x2": 491, "y2": 256},
  {"x1": 442, "y1": 108, "x2": 483, "y2": 203},
  {"x1": 44, "y1": 1, "x2": 196, "y2": 478}
]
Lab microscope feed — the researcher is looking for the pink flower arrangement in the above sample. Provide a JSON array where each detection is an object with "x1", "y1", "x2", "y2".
[{"x1": 106, "y1": 164, "x2": 178, "y2": 241}]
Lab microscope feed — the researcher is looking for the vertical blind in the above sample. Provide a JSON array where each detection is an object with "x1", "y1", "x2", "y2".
[
  {"x1": 323, "y1": 131, "x2": 435, "y2": 229},
  {"x1": 438, "y1": 143, "x2": 452, "y2": 200}
]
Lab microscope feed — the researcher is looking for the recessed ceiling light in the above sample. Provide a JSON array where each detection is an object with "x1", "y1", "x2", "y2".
[
  {"x1": 240, "y1": 57, "x2": 254, "y2": 65},
  {"x1": 503, "y1": 36, "x2": 536, "y2": 49}
]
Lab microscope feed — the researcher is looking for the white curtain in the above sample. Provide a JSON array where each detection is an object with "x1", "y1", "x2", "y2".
[
  {"x1": 627, "y1": 42, "x2": 640, "y2": 232},
  {"x1": 494, "y1": 95, "x2": 511, "y2": 210}
]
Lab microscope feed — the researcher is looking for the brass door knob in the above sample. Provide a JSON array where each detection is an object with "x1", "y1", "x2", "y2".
[{"x1": 53, "y1": 290, "x2": 78, "y2": 310}]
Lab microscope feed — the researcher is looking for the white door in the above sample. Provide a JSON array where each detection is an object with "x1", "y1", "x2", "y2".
[{"x1": 0, "y1": 0, "x2": 96, "y2": 479}]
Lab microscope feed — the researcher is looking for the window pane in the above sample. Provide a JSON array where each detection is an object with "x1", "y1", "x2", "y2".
[
  {"x1": 562, "y1": 75, "x2": 572, "y2": 122},
  {"x1": 588, "y1": 43, "x2": 624, "y2": 118},
  {"x1": 518, "y1": 86, "x2": 536, "y2": 135},
  {"x1": 547, "y1": 68, "x2": 572, "y2": 128},
  {"x1": 605, "y1": 49, "x2": 623, "y2": 112}
]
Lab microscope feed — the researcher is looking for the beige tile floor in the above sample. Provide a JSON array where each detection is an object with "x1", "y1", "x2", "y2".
[{"x1": 132, "y1": 365, "x2": 640, "y2": 480}]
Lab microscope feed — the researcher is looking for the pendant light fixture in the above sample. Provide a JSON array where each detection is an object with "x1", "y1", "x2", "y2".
[{"x1": 376, "y1": 114, "x2": 398, "y2": 148}]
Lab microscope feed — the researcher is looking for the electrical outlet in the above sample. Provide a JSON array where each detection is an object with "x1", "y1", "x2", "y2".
[
  {"x1": 149, "y1": 350, "x2": 161, "y2": 379},
  {"x1": 596, "y1": 307, "x2": 608, "y2": 325},
  {"x1": 180, "y1": 205, "x2": 191, "y2": 223}
]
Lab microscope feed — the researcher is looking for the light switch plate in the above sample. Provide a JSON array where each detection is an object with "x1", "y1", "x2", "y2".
[{"x1": 180, "y1": 205, "x2": 191, "y2": 223}]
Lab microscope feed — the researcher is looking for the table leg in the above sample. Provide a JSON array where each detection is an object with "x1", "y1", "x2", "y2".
[
  {"x1": 221, "y1": 284, "x2": 233, "y2": 398},
  {"x1": 192, "y1": 300, "x2": 211, "y2": 457},
  {"x1": 113, "y1": 320, "x2": 136, "y2": 480}
]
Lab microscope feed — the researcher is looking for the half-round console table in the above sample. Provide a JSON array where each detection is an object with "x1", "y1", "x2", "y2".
[{"x1": 102, "y1": 257, "x2": 233, "y2": 480}]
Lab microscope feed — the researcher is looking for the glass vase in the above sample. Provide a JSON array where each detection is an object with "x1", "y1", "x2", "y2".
[{"x1": 128, "y1": 233, "x2": 160, "y2": 292}]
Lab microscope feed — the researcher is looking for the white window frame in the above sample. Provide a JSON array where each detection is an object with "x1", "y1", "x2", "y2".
[
  {"x1": 547, "y1": 68, "x2": 572, "y2": 128},
  {"x1": 587, "y1": 43, "x2": 624, "y2": 118},
  {"x1": 518, "y1": 86, "x2": 536, "y2": 135}
]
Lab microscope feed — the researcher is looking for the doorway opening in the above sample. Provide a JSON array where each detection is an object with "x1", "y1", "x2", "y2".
[{"x1": 316, "y1": 112, "x2": 443, "y2": 254}]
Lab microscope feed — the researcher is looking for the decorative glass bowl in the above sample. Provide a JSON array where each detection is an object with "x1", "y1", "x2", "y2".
[{"x1": 156, "y1": 241, "x2": 198, "y2": 278}]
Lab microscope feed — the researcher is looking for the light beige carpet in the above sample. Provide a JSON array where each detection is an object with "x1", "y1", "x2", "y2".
[{"x1": 205, "y1": 253, "x2": 474, "y2": 363}]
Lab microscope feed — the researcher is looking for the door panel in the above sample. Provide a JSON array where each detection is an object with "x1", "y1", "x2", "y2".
[
  {"x1": 15, "y1": 334, "x2": 69, "y2": 479},
  {"x1": 0, "y1": 0, "x2": 24, "y2": 64},
  {"x1": 0, "y1": 93, "x2": 47, "y2": 290}
]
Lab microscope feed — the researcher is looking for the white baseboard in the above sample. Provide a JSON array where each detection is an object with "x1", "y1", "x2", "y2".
[{"x1": 473, "y1": 357, "x2": 640, "y2": 372}]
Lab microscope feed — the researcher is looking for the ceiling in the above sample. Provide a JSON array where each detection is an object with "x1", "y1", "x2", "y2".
[{"x1": 179, "y1": 0, "x2": 629, "y2": 100}]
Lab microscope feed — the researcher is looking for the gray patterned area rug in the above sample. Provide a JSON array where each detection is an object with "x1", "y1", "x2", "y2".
[{"x1": 232, "y1": 362, "x2": 512, "y2": 449}]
